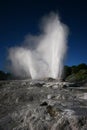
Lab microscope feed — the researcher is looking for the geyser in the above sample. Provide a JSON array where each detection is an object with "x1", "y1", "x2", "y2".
[{"x1": 8, "y1": 12, "x2": 68, "y2": 80}]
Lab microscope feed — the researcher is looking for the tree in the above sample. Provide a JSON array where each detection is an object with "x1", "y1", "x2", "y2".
[
  {"x1": 64, "y1": 65, "x2": 71, "y2": 78},
  {"x1": 0, "y1": 71, "x2": 7, "y2": 80},
  {"x1": 77, "y1": 63, "x2": 87, "y2": 70},
  {"x1": 71, "y1": 65, "x2": 78, "y2": 74}
]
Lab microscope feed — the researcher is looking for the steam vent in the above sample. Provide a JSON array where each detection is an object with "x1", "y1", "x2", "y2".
[{"x1": 9, "y1": 13, "x2": 68, "y2": 80}]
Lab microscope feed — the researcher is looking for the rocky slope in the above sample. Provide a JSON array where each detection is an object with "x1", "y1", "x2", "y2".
[{"x1": 0, "y1": 79, "x2": 87, "y2": 130}]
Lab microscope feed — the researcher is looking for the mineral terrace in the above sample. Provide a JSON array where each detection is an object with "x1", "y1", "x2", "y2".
[{"x1": 0, "y1": 79, "x2": 87, "y2": 130}]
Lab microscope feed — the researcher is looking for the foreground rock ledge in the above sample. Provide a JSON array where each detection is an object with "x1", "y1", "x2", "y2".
[{"x1": 0, "y1": 79, "x2": 87, "y2": 130}]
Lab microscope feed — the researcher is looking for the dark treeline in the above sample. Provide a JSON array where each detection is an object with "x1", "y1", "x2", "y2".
[
  {"x1": 0, "y1": 71, "x2": 14, "y2": 80},
  {"x1": 64, "y1": 63, "x2": 87, "y2": 82},
  {"x1": 0, "y1": 63, "x2": 87, "y2": 81}
]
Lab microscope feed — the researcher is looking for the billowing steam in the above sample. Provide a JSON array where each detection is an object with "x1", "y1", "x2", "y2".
[{"x1": 8, "y1": 12, "x2": 69, "y2": 80}]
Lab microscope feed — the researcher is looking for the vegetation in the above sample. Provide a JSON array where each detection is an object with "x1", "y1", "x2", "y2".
[
  {"x1": 0, "y1": 71, "x2": 13, "y2": 80},
  {"x1": 64, "y1": 63, "x2": 87, "y2": 82},
  {"x1": 0, "y1": 63, "x2": 87, "y2": 81}
]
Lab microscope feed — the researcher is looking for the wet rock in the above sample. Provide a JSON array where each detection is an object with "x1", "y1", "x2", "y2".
[
  {"x1": 0, "y1": 79, "x2": 87, "y2": 130},
  {"x1": 54, "y1": 118, "x2": 71, "y2": 130},
  {"x1": 45, "y1": 77, "x2": 56, "y2": 82},
  {"x1": 46, "y1": 105, "x2": 62, "y2": 118},
  {"x1": 47, "y1": 94, "x2": 52, "y2": 99},
  {"x1": 40, "y1": 101, "x2": 48, "y2": 106},
  {"x1": 52, "y1": 85, "x2": 59, "y2": 89},
  {"x1": 30, "y1": 81, "x2": 44, "y2": 87}
]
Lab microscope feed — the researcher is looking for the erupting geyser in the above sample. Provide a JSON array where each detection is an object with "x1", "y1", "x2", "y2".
[{"x1": 8, "y1": 12, "x2": 69, "y2": 80}]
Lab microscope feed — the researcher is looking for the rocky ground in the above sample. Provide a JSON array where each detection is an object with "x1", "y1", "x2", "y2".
[{"x1": 0, "y1": 79, "x2": 87, "y2": 130}]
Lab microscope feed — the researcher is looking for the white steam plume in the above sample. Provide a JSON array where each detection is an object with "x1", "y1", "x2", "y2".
[{"x1": 8, "y1": 12, "x2": 69, "y2": 80}]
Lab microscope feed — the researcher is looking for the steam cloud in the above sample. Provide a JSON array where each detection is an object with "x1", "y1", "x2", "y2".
[{"x1": 8, "y1": 12, "x2": 69, "y2": 80}]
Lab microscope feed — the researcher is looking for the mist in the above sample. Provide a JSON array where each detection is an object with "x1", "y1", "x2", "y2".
[{"x1": 8, "y1": 12, "x2": 69, "y2": 80}]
